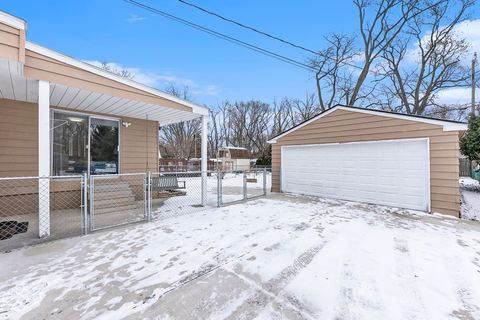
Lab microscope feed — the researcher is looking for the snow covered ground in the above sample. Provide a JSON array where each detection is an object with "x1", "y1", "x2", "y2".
[
  {"x1": 2, "y1": 193, "x2": 480, "y2": 319},
  {"x1": 460, "y1": 177, "x2": 480, "y2": 220}
]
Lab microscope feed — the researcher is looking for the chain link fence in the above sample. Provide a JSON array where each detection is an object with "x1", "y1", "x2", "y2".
[
  {"x1": 0, "y1": 170, "x2": 270, "y2": 251},
  {"x1": 150, "y1": 171, "x2": 217, "y2": 220},
  {"x1": 0, "y1": 175, "x2": 84, "y2": 252},
  {"x1": 217, "y1": 169, "x2": 270, "y2": 205}
]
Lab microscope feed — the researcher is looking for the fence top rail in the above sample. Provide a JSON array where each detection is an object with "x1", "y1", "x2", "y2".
[
  {"x1": 92, "y1": 173, "x2": 147, "y2": 179},
  {"x1": 0, "y1": 175, "x2": 85, "y2": 181},
  {"x1": 152, "y1": 171, "x2": 216, "y2": 175}
]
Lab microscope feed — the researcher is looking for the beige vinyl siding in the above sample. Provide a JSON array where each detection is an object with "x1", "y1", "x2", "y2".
[
  {"x1": 0, "y1": 98, "x2": 159, "y2": 176},
  {"x1": 120, "y1": 116, "x2": 159, "y2": 173},
  {"x1": 0, "y1": 22, "x2": 24, "y2": 62},
  {"x1": 271, "y1": 108, "x2": 461, "y2": 217},
  {"x1": 0, "y1": 99, "x2": 38, "y2": 176}
]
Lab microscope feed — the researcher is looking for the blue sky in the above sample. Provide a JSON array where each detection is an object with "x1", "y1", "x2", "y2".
[{"x1": 2, "y1": 1, "x2": 480, "y2": 107}]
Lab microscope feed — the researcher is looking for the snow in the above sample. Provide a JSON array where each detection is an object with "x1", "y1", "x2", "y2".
[
  {"x1": 1, "y1": 194, "x2": 480, "y2": 319},
  {"x1": 460, "y1": 177, "x2": 480, "y2": 220}
]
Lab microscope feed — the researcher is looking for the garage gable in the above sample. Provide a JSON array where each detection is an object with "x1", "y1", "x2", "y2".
[{"x1": 268, "y1": 106, "x2": 467, "y2": 144}]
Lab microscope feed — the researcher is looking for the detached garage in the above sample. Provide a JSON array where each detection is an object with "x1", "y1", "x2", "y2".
[{"x1": 268, "y1": 105, "x2": 467, "y2": 217}]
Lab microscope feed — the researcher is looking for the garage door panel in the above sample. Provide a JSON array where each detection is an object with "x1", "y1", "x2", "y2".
[{"x1": 282, "y1": 139, "x2": 429, "y2": 211}]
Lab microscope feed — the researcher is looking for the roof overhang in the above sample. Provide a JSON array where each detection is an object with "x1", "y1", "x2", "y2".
[
  {"x1": 0, "y1": 10, "x2": 26, "y2": 30},
  {"x1": 267, "y1": 105, "x2": 468, "y2": 144},
  {"x1": 0, "y1": 8, "x2": 208, "y2": 125}
]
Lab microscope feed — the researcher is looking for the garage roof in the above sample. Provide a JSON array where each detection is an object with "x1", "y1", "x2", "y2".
[{"x1": 267, "y1": 105, "x2": 468, "y2": 144}]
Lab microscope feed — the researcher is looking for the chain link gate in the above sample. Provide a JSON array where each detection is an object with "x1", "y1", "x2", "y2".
[
  {"x1": 88, "y1": 173, "x2": 148, "y2": 231},
  {"x1": 217, "y1": 169, "x2": 268, "y2": 206}
]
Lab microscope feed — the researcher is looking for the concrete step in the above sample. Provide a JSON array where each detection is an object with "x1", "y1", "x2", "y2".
[
  {"x1": 90, "y1": 180, "x2": 142, "y2": 215},
  {"x1": 92, "y1": 184, "x2": 136, "y2": 192},
  {"x1": 94, "y1": 203, "x2": 142, "y2": 215},
  {"x1": 94, "y1": 197, "x2": 137, "y2": 209},
  {"x1": 94, "y1": 189, "x2": 137, "y2": 201}
]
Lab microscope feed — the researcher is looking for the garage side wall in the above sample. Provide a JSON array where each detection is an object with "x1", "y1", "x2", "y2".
[{"x1": 271, "y1": 109, "x2": 460, "y2": 217}]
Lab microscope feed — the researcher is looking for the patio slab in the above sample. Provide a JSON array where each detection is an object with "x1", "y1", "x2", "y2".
[{"x1": 1, "y1": 193, "x2": 480, "y2": 319}]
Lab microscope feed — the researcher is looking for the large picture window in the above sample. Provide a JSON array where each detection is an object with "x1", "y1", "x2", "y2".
[
  {"x1": 51, "y1": 111, "x2": 119, "y2": 176},
  {"x1": 51, "y1": 112, "x2": 88, "y2": 176}
]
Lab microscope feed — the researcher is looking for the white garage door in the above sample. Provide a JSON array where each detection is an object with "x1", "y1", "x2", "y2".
[{"x1": 281, "y1": 139, "x2": 430, "y2": 211}]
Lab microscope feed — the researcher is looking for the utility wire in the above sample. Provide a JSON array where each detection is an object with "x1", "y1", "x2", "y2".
[
  {"x1": 174, "y1": 0, "x2": 364, "y2": 71},
  {"x1": 122, "y1": 0, "x2": 376, "y2": 92},
  {"x1": 123, "y1": 0, "x2": 316, "y2": 72}
]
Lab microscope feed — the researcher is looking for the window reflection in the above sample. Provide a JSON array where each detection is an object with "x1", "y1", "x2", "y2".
[
  {"x1": 52, "y1": 112, "x2": 88, "y2": 175},
  {"x1": 90, "y1": 118, "x2": 119, "y2": 175}
]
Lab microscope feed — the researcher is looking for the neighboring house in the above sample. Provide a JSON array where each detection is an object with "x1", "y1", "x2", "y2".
[
  {"x1": 217, "y1": 147, "x2": 252, "y2": 171},
  {"x1": 187, "y1": 158, "x2": 216, "y2": 171},
  {"x1": 159, "y1": 158, "x2": 215, "y2": 171},
  {"x1": 268, "y1": 105, "x2": 467, "y2": 217},
  {"x1": 0, "y1": 11, "x2": 209, "y2": 237},
  {"x1": 159, "y1": 158, "x2": 189, "y2": 172}
]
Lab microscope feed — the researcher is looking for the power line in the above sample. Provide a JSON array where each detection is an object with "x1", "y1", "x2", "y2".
[
  {"x1": 174, "y1": 0, "x2": 364, "y2": 71},
  {"x1": 122, "y1": 0, "x2": 315, "y2": 72},
  {"x1": 122, "y1": 0, "x2": 376, "y2": 92}
]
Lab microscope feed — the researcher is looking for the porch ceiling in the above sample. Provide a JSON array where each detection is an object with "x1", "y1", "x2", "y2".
[{"x1": 0, "y1": 62, "x2": 203, "y2": 125}]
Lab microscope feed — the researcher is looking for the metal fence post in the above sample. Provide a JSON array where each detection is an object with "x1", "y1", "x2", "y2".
[
  {"x1": 147, "y1": 171, "x2": 152, "y2": 222},
  {"x1": 263, "y1": 168, "x2": 267, "y2": 196},
  {"x1": 143, "y1": 173, "x2": 147, "y2": 221},
  {"x1": 217, "y1": 171, "x2": 222, "y2": 207},
  {"x1": 82, "y1": 173, "x2": 88, "y2": 235},
  {"x1": 243, "y1": 171, "x2": 247, "y2": 201},
  {"x1": 89, "y1": 175, "x2": 94, "y2": 231}
]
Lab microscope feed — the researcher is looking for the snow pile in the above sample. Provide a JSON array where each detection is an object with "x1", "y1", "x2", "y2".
[{"x1": 460, "y1": 177, "x2": 480, "y2": 220}]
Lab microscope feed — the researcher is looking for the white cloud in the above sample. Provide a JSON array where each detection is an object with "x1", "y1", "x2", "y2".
[
  {"x1": 192, "y1": 85, "x2": 220, "y2": 96},
  {"x1": 453, "y1": 19, "x2": 480, "y2": 60},
  {"x1": 126, "y1": 14, "x2": 145, "y2": 23},
  {"x1": 394, "y1": 19, "x2": 480, "y2": 105},
  {"x1": 435, "y1": 87, "x2": 478, "y2": 105},
  {"x1": 83, "y1": 60, "x2": 219, "y2": 97},
  {"x1": 405, "y1": 19, "x2": 480, "y2": 66}
]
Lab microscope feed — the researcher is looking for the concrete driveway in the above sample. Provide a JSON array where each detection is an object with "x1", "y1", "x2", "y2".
[{"x1": 1, "y1": 194, "x2": 480, "y2": 319}]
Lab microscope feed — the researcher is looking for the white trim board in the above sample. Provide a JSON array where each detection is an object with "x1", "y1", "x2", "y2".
[
  {"x1": 0, "y1": 10, "x2": 26, "y2": 30},
  {"x1": 268, "y1": 106, "x2": 467, "y2": 143},
  {"x1": 25, "y1": 41, "x2": 209, "y2": 116}
]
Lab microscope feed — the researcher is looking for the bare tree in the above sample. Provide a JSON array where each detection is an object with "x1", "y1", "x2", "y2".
[
  {"x1": 291, "y1": 93, "x2": 321, "y2": 123},
  {"x1": 424, "y1": 103, "x2": 470, "y2": 120},
  {"x1": 208, "y1": 108, "x2": 223, "y2": 158},
  {"x1": 224, "y1": 101, "x2": 271, "y2": 157},
  {"x1": 309, "y1": 34, "x2": 357, "y2": 110},
  {"x1": 271, "y1": 98, "x2": 294, "y2": 137},
  {"x1": 159, "y1": 86, "x2": 201, "y2": 159},
  {"x1": 349, "y1": 0, "x2": 442, "y2": 105},
  {"x1": 100, "y1": 61, "x2": 135, "y2": 79},
  {"x1": 378, "y1": 0, "x2": 473, "y2": 114}
]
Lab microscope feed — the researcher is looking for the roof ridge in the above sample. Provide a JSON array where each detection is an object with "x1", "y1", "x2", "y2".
[{"x1": 268, "y1": 105, "x2": 467, "y2": 143}]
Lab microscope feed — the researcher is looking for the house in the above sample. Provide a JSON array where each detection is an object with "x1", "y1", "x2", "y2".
[
  {"x1": 217, "y1": 147, "x2": 252, "y2": 171},
  {"x1": 187, "y1": 158, "x2": 216, "y2": 171},
  {"x1": 158, "y1": 158, "x2": 216, "y2": 171},
  {"x1": 0, "y1": 11, "x2": 209, "y2": 237},
  {"x1": 268, "y1": 105, "x2": 467, "y2": 217},
  {"x1": 159, "y1": 158, "x2": 189, "y2": 172}
]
